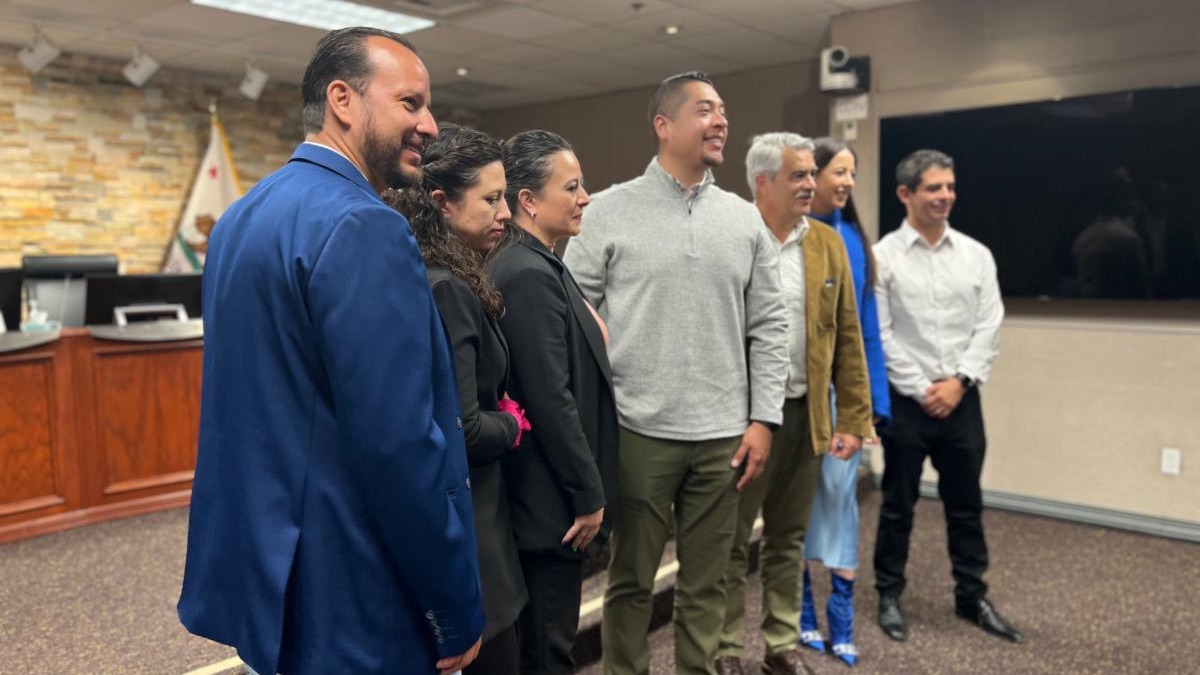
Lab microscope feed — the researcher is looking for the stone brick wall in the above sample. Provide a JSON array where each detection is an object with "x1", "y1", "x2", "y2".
[{"x1": 0, "y1": 48, "x2": 302, "y2": 273}]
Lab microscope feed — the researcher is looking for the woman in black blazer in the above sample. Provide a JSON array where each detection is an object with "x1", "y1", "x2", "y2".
[
  {"x1": 490, "y1": 130, "x2": 619, "y2": 674},
  {"x1": 385, "y1": 124, "x2": 530, "y2": 675}
]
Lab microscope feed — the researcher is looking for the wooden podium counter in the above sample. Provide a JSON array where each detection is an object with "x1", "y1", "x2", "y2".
[{"x1": 0, "y1": 328, "x2": 202, "y2": 543}]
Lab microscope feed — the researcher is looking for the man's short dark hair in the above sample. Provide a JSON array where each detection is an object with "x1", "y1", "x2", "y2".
[
  {"x1": 300, "y1": 27, "x2": 419, "y2": 135},
  {"x1": 895, "y1": 149, "x2": 955, "y2": 191},
  {"x1": 647, "y1": 71, "x2": 714, "y2": 127}
]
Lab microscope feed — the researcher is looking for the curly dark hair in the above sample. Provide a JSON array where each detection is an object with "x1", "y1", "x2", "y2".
[{"x1": 383, "y1": 123, "x2": 505, "y2": 317}]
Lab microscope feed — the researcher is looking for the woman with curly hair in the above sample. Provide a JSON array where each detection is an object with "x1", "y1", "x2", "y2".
[{"x1": 384, "y1": 123, "x2": 531, "y2": 675}]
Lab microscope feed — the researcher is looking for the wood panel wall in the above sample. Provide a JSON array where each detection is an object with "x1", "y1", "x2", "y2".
[{"x1": 0, "y1": 330, "x2": 202, "y2": 543}]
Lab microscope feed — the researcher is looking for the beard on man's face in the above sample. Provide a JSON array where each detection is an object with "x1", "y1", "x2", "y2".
[{"x1": 362, "y1": 115, "x2": 418, "y2": 190}]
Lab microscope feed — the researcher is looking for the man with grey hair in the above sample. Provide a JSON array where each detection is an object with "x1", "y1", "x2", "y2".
[
  {"x1": 716, "y1": 132, "x2": 874, "y2": 675},
  {"x1": 564, "y1": 72, "x2": 789, "y2": 675},
  {"x1": 872, "y1": 149, "x2": 1022, "y2": 644}
]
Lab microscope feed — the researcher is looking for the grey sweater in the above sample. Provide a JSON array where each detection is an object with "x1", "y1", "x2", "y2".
[{"x1": 563, "y1": 158, "x2": 788, "y2": 441}]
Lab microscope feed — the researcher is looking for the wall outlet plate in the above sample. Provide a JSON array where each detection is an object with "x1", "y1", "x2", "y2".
[{"x1": 1161, "y1": 447, "x2": 1182, "y2": 475}]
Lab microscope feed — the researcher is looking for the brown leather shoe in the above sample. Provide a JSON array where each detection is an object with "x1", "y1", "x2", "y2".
[
  {"x1": 761, "y1": 649, "x2": 815, "y2": 675},
  {"x1": 715, "y1": 655, "x2": 746, "y2": 675}
]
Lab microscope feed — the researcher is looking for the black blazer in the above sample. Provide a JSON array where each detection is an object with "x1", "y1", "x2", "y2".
[
  {"x1": 489, "y1": 233, "x2": 619, "y2": 559},
  {"x1": 427, "y1": 267, "x2": 526, "y2": 641}
]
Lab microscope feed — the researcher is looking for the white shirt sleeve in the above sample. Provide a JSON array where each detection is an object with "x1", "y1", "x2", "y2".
[
  {"x1": 957, "y1": 246, "x2": 1004, "y2": 384},
  {"x1": 874, "y1": 243, "x2": 935, "y2": 402}
]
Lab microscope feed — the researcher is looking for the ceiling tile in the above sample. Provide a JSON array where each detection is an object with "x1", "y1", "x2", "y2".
[
  {"x1": 436, "y1": 58, "x2": 544, "y2": 93},
  {"x1": 681, "y1": 26, "x2": 814, "y2": 66},
  {"x1": 689, "y1": 0, "x2": 838, "y2": 47},
  {"x1": 605, "y1": 42, "x2": 739, "y2": 77},
  {"x1": 404, "y1": 24, "x2": 511, "y2": 55},
  {"x1": 122, "y1": 3, "x2": 285, "y2": 45},
  {"x1": 61, "y1": 35, "x2": 196, "y2": 63},
  {"x1": 482, "y1": 41, "x2": 572, "y2": 67},
  {"x1": 686, "y1": 0, "x2": 838, "y2": 17},
  {"x1": 0, "y1": 0, "x2": 178, "y2": 29},
  {"x1": 450, "y1": 6, "x2": 587, "y2": 39},
  {"x1": 750, "y1": 9, "x2": 839, "y2": 47},
  {"x1": 829, "y1": 0, "x2": 916, "y2": 9},
  {"x1": 0, "y1": 18, "x2": 88, "y2": 49},
  {"x1": 605, "y1": 6, "x2": 727, "y2": 39},
  {"x1": 161, "y1": 48, "x2": 306, "y2": 82},
  {"x1": 206, "y1": 23, "x2": 324, "y2": 62},
  {"x1": 0, "y1": 0, "x2": 912, "y2": 112},
  {"x1": 420, "y1": 53, "x2": 473, "y2": 81},
  {"x1": 528, "y1": 0, "x2": 674, "y2": 25},
  {"x1": 554, "y1": 25, "x2": 651, "y2": 56},
  {"x1": 522, "y1": 55, "x2": 656, "y2": 89}
]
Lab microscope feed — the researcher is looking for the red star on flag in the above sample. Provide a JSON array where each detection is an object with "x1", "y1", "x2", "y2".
[{"x1": 208, "y1": 166, "x2": 218, "y2": 179}]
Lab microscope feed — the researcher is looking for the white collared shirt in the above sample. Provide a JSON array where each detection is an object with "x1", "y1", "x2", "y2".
[
  {"x1": 302, "y1": 141, "x2": 370, "y2": 184},
  {"x1": 774, "y1": 217, "x2": 811, "y2": 399},
  {"x1": 873, "y1": 220, "x2": 1004, "y2": 402}
]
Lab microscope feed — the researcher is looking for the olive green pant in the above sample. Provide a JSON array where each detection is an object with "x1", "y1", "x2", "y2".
[
  {"x1": 602, "y1": 427, "x2": 743, "y2": 675},
  {"x1": 719, "y1": 396, "x2": 821, "y2": 657}
]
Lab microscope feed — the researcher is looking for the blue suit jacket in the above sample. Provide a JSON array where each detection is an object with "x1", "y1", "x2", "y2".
[{"x1": 178, "y1": 143, "x2": 484, "y2": 675}]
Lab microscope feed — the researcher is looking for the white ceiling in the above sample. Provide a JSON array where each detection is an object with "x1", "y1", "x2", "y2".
[{"x1": 0, "y1": 0, "x2": 914, "y2": 110}]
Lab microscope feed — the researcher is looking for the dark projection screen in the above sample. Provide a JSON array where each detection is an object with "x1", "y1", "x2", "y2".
[{"x1": 879, "y1": 86, "x2": 1200, "y2": 300}]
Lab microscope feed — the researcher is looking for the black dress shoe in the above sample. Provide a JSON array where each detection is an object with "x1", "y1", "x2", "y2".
[
  {"x1": 956, "y1": 597, "x2": 1025, "y2": 643},
  {"x1": 878, "y1": 595, "x2": 908, "y2": 642},
  {"x1": 715, "y1": 655, "x2": 746, "y2": 675}
]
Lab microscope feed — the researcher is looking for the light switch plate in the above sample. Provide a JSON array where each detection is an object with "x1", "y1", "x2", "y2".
[{"x1": 1161, "y1": 447, "x2": 1182, "y2": 475}]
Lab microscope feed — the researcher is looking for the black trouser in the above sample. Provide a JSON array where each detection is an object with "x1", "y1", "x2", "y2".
[
  {"x1": 517, "y1": 550, "x2": 583, "y2": 675},
  {"x1": 873, "y1": 386, "x2": 989, "y2": 607},
  {"x1": 463, "y1": 621, "x2": 519, "y2": 675}
]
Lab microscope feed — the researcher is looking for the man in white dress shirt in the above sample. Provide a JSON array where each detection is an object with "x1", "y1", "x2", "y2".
[{"x1": 871, "y1": 149, "x2": 1024, "y2": 644}]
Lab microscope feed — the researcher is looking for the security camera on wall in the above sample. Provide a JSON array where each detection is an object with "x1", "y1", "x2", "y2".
[{"x1": 819, "y1": 45, "x2": 870, "y2": 95}]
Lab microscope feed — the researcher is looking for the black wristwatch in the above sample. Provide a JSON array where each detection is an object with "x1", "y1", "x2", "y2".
[
  {"x1": 955, "y1": 372, "x2": 975, "y2": 389},
  {"x1": 752, "y1": 419, "x2": 780, "y2": 432}
]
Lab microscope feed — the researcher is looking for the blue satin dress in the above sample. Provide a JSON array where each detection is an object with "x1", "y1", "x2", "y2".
[{"x1": 804, "y1": 209, "x2": 891, "y2": 569}]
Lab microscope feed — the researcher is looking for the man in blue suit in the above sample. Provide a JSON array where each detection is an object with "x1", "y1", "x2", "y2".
[{"x1": 178, "y1": 27, "x2": 484, "y2": 675}]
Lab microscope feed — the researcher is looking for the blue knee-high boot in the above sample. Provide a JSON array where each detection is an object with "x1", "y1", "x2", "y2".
[
  {"x1": 827, "y1": 573, "x2": 858, "y2": 666},
  {"x1": 799, "y1": 566, "x2": 826, "y2": 651}
]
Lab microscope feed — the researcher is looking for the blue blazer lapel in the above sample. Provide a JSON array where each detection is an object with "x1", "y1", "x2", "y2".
[{"x1": 289, "y1": 143, "x2": 379, "y2": 200}]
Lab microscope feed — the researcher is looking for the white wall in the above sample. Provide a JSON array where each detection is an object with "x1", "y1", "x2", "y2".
[{"x1": 837, "y1": 0, "x2": 1200, "y2": 523}]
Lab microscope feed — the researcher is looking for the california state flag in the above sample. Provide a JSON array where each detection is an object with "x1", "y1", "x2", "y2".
[{"x1": 162, "y1": 112, "x2": 242, "y2": 272}]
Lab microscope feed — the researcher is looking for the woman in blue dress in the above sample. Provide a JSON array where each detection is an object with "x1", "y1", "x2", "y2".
[{"x1": 799, "y1": 137, "x2": 891, "y2": 667}]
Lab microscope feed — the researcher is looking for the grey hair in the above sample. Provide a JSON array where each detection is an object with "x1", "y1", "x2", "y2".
[
  {"x1": 895, "y1": 149, "x2": 955, "y2": 191},
  {"x1": 745, "y1": 132, "x2": 815, "y2": 197}
]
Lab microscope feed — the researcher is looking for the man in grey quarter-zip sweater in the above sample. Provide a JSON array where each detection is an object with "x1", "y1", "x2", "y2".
[{"x1": 563, "y1": 71, "x2": 789, "y2": 675}]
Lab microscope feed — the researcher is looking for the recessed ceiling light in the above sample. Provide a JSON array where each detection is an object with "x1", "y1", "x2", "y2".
[
  {"x1": 190, "y1": 0, "x2": 435, "y2": 34},
  {"x1": 664, "y1": 24, "x2": 681, "y2": 35},
  {"x1": 456, "y1": 67, "x2": 470, "y2": 77}
]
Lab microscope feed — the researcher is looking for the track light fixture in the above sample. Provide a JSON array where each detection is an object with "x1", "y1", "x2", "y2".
[
  {"x1": 239, "y1": 62, "x2": 270, "y2": 100},
  {"x1": 122, "y1": 45, "x2": 160, "y2": 87},
  {"x1": 18, "y1": 28, "x2": 61, "y2": 74}
]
